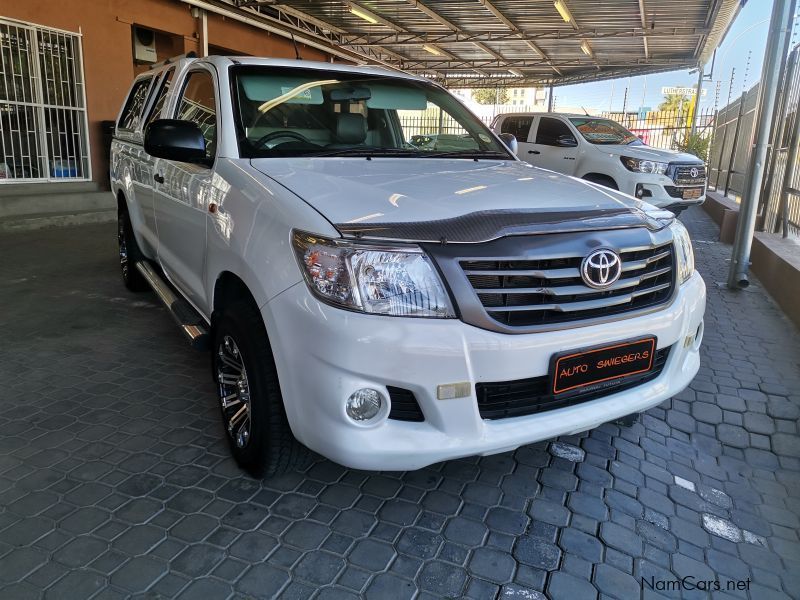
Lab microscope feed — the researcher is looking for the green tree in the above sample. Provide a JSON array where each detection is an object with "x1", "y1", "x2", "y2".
[
  {"x1": 659, "y1": 93, "x2": 690, "y2": 113},
  {"x1": 472, "y1": 88, "x2": 509, "y2": 105}
]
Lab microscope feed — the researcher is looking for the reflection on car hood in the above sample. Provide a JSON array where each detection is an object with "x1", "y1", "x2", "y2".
[
  {"x1": 250, "y1": 157, "x2": 670, "y2": 242},
  {"x1": 595, "y1": 144, "x2": 704, "y2": 164}
]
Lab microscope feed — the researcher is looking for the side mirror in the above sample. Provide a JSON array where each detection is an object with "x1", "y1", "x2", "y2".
[
  {"x1": 556, "y1": 134, "x2": 578, "y2": 148},
  {"x1": 144, "y1": 119, "x2": 206, "y2": 163},
  {"x1": 498, "y1": 132, "x2": 518, "y2": 155}
]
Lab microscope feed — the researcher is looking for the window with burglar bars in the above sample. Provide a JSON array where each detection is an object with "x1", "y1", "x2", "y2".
[{"x1": 0, "y1": 18, "x2": 90, "y2": 182}]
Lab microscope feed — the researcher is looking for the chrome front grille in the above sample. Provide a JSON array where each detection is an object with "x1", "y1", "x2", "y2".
[
  {"x1": 460, "y1": 242, "x2": 675, "y2": 328},
  {"x1": 671, "y1": 164, "x2": 706, "y2": 186}
]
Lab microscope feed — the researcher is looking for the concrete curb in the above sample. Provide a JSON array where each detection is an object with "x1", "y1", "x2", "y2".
[{"x1": 0, "y1": 209, "x2": 116, "y2": 232}]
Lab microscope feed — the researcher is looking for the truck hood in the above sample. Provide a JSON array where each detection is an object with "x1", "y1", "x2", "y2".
[
  {"x1": 251, "y1": 157, "x2": 669, "y2": 243},
  {"x1": 593, "y1": 143, "x2": 703, "y2": 164}
]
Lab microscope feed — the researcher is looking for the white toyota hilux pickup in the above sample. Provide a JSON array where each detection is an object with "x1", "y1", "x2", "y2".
[
  {"x1": 491, "y1": 112, "x2": 707, "y2": 215},
  {"x1": 111, "y1": 55, "x2": 706, "y2": 477}
]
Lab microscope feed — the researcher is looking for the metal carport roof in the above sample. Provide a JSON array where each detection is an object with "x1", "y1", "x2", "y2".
[{"x1": 207, "y1": 0, "x2": 742, "y2": 87}]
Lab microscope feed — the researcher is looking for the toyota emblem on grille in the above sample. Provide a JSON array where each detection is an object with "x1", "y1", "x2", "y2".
[
  {"x1": 689, "y1": 167, "x2": 699, "y2": 178},
  {"x1": 581, "y1": 249, "x2": 622, "y2": 289}
]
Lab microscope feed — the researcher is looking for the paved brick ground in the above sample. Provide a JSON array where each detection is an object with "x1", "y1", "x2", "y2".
[{"x1": 0, "y1": 207, "x2": 798, "y2": 600}]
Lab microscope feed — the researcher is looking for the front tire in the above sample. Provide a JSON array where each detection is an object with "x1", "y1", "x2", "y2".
[
  {"x1": 212, "y1": 300, "x2": 308, "y2": 477},
  {"x1": 118, "y1": 208, "x2": 148, "y2": 292}
]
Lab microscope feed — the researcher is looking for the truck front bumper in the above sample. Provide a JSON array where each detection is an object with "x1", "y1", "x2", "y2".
[{"x1": 264, "y1": 272, "x2": 706, "y2": 471}]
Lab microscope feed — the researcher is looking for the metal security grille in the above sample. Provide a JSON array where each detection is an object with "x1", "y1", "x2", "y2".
[{"x1": 0, "y1": 18, "x2": 90, "y2": 182}]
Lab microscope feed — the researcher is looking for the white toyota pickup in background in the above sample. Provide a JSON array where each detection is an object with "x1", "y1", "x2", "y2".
[
  {"x1": 491, "y1": 112, "x2": 707, "y2": 214},
  {"x1": 111, "y1": 55, "x2": 705, "y2": 477}
]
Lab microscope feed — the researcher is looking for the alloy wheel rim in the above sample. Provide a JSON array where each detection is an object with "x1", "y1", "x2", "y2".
[
  {"x1": 118, "y1": 218, "x2": 129, "y2": 279},
  {"x1": 217, "y1": 335, "x2": 251, "y2": 448}
]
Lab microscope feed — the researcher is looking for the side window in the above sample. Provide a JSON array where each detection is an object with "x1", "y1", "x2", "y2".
[
  {"x1": 500, "y1": 116, "x2": 534, "y2": 141},
  {"x1": 535, "y1": 117, "x2": 576, "y2": 146},
  {"x1": 143, "y1": 68, "x2": 175, "y2": 129},
  {"x1": 118, "y1": 77, "x2": 153, "y2": 132},
  {"x1": 176, "y1": 70, "x2": 217, "y2": 160}
]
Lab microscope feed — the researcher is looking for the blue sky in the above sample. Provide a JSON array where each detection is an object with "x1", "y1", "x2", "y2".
[{"x1": 553, "y1": 0, "x2": 779, "y2": 112}]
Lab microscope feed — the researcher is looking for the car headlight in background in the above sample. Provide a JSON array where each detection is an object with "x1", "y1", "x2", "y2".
[
  {"x1": 621, "y1": 156, "x2": 668, "y2": 175},
  {"x1": 292, "y1": 231, "x2": 455, "y2": 318},
  {"x1": 670, "y1": 220, "x2": 695, "y2": 283}
]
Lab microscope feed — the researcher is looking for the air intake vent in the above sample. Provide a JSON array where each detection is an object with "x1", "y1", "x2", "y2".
[
  {"x1": 387, "y1": 387, "x2": 425, "y2": 422},
  {"x1": 476, "y1": 345, "x2": 672, "y2": 420}
]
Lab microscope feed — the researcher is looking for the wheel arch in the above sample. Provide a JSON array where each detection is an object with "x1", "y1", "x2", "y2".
[{"x1": 581, "y1": 172, "x2": 619, "y2": 189}]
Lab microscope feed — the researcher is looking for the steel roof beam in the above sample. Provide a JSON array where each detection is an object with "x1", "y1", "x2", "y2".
[
  {"x1": 403, "y1": 1, "x2": 509, "y2": 63},
  {"x1": 478, "y1": 0, "x2": 565, "y2": 75},
  {"x1": 638, "y1": 0, "x2": 650, "y2": 59},
  {"x1": 339, "y1": 27, "x2": 708, "y2": 46}
]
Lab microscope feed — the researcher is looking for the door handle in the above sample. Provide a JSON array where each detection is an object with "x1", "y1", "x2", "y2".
[
  {"x1": 153, "y1": 173, "x2": 165, "y2": 184},
  {"x1": 528, "y1": 150, "x2": 540, "y2": 155}
]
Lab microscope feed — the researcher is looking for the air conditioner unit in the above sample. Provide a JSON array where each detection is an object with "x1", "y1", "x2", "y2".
[{"x1": 133, "y1": 27, "x2": 157, "y2": 64}]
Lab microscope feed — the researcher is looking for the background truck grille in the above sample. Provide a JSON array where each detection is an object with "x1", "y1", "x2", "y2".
[
  {"x1": 460, "y1": 242, "x2": 675, "y2": 328},
  {"x1": 476, "y1": 345, "x2": 672, "y2": 420},
  {"x1": 671, "y1": 164, "x2": 706, "y2": 186}
]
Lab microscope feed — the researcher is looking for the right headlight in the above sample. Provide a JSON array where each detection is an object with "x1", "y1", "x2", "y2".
[
  {"x1": 621, "y1": 156, "x2": 668, "y2": 175},
  {"x1": 292, "y1": 230, "x2": 455, "y2": 318},
  {"x1": 670, "y1": 220, "x2": 695, "y2": 284}
]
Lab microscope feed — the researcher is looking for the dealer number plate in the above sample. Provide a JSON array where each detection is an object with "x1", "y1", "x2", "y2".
[{"x1": 551, "y1": 336, "x2": 657, "y2": 395}]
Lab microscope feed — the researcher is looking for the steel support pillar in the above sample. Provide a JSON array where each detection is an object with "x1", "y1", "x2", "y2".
[{"x1": 728, "y1": 0, "x2": 796, "y2": 288}]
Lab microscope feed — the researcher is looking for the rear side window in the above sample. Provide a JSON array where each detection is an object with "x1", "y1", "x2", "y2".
[
  {"x1": 535, "y1": 117, "x2": 576, "y2": 146},
  {"x1": 500, "y1": 116, "x2": 534, "y2": 141},
  {"x1": 143, "y1": 68, "x2": 175, "y2": 129},
  {"x1": 176, "y1": 70, "x2": 217, "y2": 160},
  {"x1": 118, "y1": 77, "x2": 153, "y2": 132}
]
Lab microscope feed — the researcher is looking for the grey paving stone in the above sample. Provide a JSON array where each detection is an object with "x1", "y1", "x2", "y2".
[
  {"x1": 599, "y1": 522, "x2": 643, "y2": 557},
  {"x1": 467, "y1": 547, "x2": 516, "y2": 584},
  {"x1": 547, "y1": 571, "x2": 598, "y2": 599},
  {"x1": 417, "y1": 560, "x2": 468, "y2": 596},
  {"x1": 348, "y1": 539, "x2": 395, "y2": 571},
  {"x1": 593, "y1": 563, "x2": 640, "y2": 599},
  {"x1": 559, "y1": 528, "x2": 603, "y2": 563},
  {"x1": 364, "y1": 573, "x2": 415, "y2": 600},
  {"x1": 109, "y1": 556, "x2": 166, "y2": 592},
  {"x1": 513, "y1": 536, "x2": 561, "y2": 570},
  {"x1": 3, "y1": 212, "x2": 800, "y2": 600},
  {"x1": 170, "y1": 543, "x2": 225, "y2": 577}
]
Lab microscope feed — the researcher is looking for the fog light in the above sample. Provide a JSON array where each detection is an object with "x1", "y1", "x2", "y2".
[{"x1": 346, "y1": 388, "x2": 383, "y2": 422}]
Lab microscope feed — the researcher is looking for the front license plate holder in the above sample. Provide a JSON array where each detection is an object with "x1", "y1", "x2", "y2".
[{"x1": 550, "y1": 336, "x2": 657, "y2": 396}]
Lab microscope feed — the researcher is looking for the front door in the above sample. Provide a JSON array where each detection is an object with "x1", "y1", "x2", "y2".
[
  {"x1": 497, "y1": 115, "x2": 537, "y2": 162},
  {"x1": 153, "y1": 67, "x2": 218, "y2": 314},
  {"x1": 526, "y1": 116, "x2": 580, "y2": 175}
]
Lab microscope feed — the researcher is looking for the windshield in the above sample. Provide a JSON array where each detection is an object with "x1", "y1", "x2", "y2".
[
  {"x1": 568, "y1": 118, "x2": 642, "y2": 146},
  {"x1": 231, "y1": 66, "x2": 510, "y2": 159}
]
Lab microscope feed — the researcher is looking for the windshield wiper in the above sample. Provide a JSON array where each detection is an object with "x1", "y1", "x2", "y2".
[
  {"x1": 419, "y1": 150, "x2": 511, "y2": 159},
  {"x1": 305, "y1": 147, "x2": 425, "y2": 158}
]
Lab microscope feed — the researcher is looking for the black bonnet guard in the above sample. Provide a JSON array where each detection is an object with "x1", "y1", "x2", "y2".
[{"x1": 335, "y1": 208, "x2": 672, "y2": 244}]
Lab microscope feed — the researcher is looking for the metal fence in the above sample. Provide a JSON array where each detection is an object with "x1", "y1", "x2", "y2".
[
  {"x1": 398, "y1": 105, "x2": 717, "y2": 155},
  {"x1": 707, "y1": 45, "x2": 800, "y2": 238},
  {"x1": 599, "y1": 108, "x2": 717, "y2": 154}
]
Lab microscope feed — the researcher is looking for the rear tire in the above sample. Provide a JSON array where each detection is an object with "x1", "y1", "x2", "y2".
[
  {"x1": 212, "y1": 299, "x2": 309, "y2": 477},
  {"x1": 118, "y1": 208, "x2": 148, "y2": 292},
  {"x1": 583, "y1": 174, "x2": 619, "y2": 190}
]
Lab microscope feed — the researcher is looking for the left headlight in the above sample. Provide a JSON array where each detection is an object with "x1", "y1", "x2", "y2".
[
  {"x1": 292, "y1": 230, "x2": 455, "y2": 318},
  {"x1": 670, "y1": 220, "x2": 695, "y2": 284},
  {"x1": 621, "y1": 156, "x2": 668, "y2": 175}
]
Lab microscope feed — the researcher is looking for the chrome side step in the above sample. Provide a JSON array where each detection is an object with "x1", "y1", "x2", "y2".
[{"x1": 135, "y1": 262, "x2": 210, "y2": 351}]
